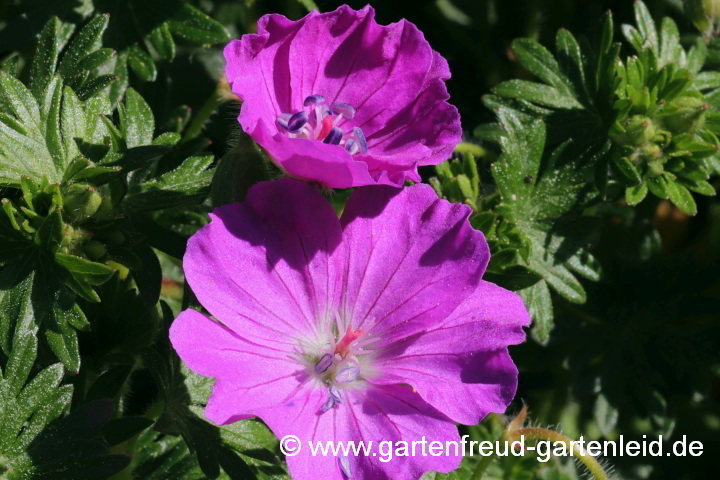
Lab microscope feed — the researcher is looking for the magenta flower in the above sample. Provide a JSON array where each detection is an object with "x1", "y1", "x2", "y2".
[
  {"x1": 170, "y1": 179, "x2": 529, "y2": 480},
  {"x1": 224, "y1": 6, "x2": 462, "y2": 188}
]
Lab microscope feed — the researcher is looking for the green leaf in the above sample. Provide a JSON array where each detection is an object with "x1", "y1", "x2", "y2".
[
  {"x1": 518, "y1": 280, "x2": 553, "y2": 344},
  {"x1": 54, "y1": 252, "x2": 115, "y2": 285},
  {"x1": 211, "y1": 133, "x2": 270, "y2": 207},
  {"x1": 490, "y1": 110, "x2": 601, "y2": 336},
  {"x1": 626, "y1": 183, "x2": 649, "y2": 205},
  {"x1": 666, "y1": 180, "x2": 698, "y2": 215},
  {"x1": 29, "y1": 16, "x2": 61, "y2": 104},
  {"x1": 633, "y1": 0, "x2": 658, "y2": 55},
  {"x1": 687, "y1": 37, "x2": 707, "y2": 74},
  {"x1": 123, "y1": 154, "x2": 214, "y2": 211},
  {"x1": 45, "y1": 75, "x2": 66, "y2": 170},
  {"x1": 57, "y1": 14, "x2": 110, "y2": 80},
  {"x1": 493, "y1": 79, "x2": 583, "y2": 109},
  {"x1": 77, "y1": 48, "x2": 116, "y2": 72},
  {"x1": 693, "y1": 71, "x2": 720, "y2": 91},
  {"x1": 611, "y1": 156, "x2": 643, "y2": 185},
  {"x1": 556, "y1": 28, "x2": 591, "y2": 104},
  {"x1": 119, "y1": 88, "x2": 155, "y2": 148},
  {"x1": 512, "y1": 38, "x2": 573, "y2": 95},
  {"x1": 75, "y1": 74, "x2": 117, "y2": 101},
  {"x1": 166, "y1": 4, "x2": 231, "y2": 45},
  {"x1": 148, "y1": 23, "x2": 176, "y2": 62},
  {"x1": 128, "y1": 44, "x2": 158, "y2": 82},
  {"x1": 659, "y1": 17, "x2": 681, "y2": 68},
  {"x1": 0, "y1": 316, "x2": 124, "y2": 478},
  {"x1": 0, "y1": 71, "x2": 60, "y2": 185}
]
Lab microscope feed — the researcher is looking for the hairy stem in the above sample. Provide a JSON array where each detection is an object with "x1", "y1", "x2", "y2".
[{"x1": 513, "y1": 428, "x2": 610, "y2": 480}]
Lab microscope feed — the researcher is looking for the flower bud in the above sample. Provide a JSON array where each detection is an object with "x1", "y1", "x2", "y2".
[
  {"x1": 661, "y1": 96, "x2": 708, "y2": 133},
  {"x1": 684, "y1": 0, "x2": 720, "y2": 36},
  {"x1": 83, "y1": 240, "x2": 107, "y2": 259},
  {"x1": 612, "y1": 116, "x2": 656, "y2": 146},
  {"x1": 63, "y1": 184, "x2": 102, "y2": 221}
]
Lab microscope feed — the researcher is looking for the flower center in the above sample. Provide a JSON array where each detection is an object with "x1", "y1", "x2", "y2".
[
  {"x1": 276, "y1": 95, "x2": 368, "y2": 155},
  {"x1": 295, "y1": 315, "x2": 379, "y2": 413}
]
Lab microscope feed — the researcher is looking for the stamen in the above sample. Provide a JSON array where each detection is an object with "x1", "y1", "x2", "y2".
[
  {"x1": 304, "y1": 94, "x2": 325, "y2": 106},
  {"x1": 321, "y1": 386, "x2": 343, "y2": 412},
  {"x1": 330, "y1": 102, "x2": 356, "y2": 120},
  {"x1": 321, "y1": 395, "x2": 336, "y2": 412},
  {"x1": 276, "y1": 113, "x2": 292, "y2": 131},
  {"x1": 335, "y1": 326, "x2": 365, "y2": 357},
  {"x1": 315, "y1": 353, "x2": 333, "y2": 374},
  {"x1": 323, "y1": 127, "x2": 344, "y2": 145},
  {"x1": 339, "y1": 455, "x2": 352, "y2": 478},
  {"x1": 288, "y1": 111, "x2": 309, "y2": 132},
  {"x1": 329, "y1": 385, "x2": 342, "y2": 403},
  {"x1": 335, "y1": 363, "x2": 360, "y2": 383},
  {"x1": 344, "y1": 138, "x2": 359, "y2": 155},
  {"x1": 353, "y1": 127, "x2": 368, "y2": 154}
]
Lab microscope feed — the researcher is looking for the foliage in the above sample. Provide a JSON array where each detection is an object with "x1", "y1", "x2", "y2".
[{"x1": 1, "y1": 1, "x2": 719, "y2": 479}]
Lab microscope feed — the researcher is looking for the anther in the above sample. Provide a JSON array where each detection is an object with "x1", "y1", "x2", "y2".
[
  {"x1": 330, "y1": 102, "x2": 356, "y2": 120},
  {"x1": 323, "y1": 127, "x2": 344, "y2": 145},
  {"x1": 344, "y1": 138, "x2": 359, "y2": 155},
  {"x1": 315, "y1": 353, "x2": 333, "y2": 374},
  {"x1": 288, "y1": 111, "x2": 309, "y2": 132},
  {"x1": 353, "y1": 127, "x2": 368, "y2": 154},
  {"x1": 276, "y1": 113, "x2": 292, "y2": 131},
  {"x1": 304, "y1": 94, "x2": 325, "y2": 106},
  {"x1": 335, "y1": 363, "x2": 360, "y2": 383}
]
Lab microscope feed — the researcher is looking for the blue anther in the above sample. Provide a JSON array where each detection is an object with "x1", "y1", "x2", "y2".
[
  {"x1": 276, "y1": 113, "x2": 292, "y2": 131},
  {"x1": 323, "y1": 127, "x2": 344, "y2": 145},
  {"x1": 288, "y1": 111, "x2": 309, "y2": 132},
  {"x1": 315, "y1": 353, "x2": 333, "y2": 374},
  {"x1": 330, "y1": 102, "x2": 356, "y2": 120},
  {"x1": 353, "y1": 127, "x2": 368, "y2": 154},
  {"x1": 304, "y1": 94, "x2": 325, "y2": 106},
  {"x1": 344, "y1": 138, "x2": 359, "y2": 155},
  {"x1": 335, "y1": 363, "x2": 360, "y2": 383}
]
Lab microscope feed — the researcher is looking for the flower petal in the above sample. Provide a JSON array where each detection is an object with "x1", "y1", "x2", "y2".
[
  {"x1": 251, "y1": 120, "x2": 387, "y2": 188},
  {"x1": 339, "y1": 184, "x2": 490, "y2": 346},
  {"x1": 373, "y1": 281, "x2": 530, "y2": 425},
  {"x1": 225, "y1": 5, "x2": 462, "y2": 188},
  {"x1": 169, "y1": 309, "x2": 308, "y2": 425},
  {"x1": 183, "y1": 179, "x2": 344, "y2": 347},
  {"x1": 255, "y1": 384, "x2": 461, "y2": 480}
]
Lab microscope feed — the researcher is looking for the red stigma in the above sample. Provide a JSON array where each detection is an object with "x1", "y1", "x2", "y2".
[
  {"x1": 335, "y1": 326, "x2": 365, "y2": 357},
  {"x1": 318, "y1": 115, "x2": 333, "y2": 141}
]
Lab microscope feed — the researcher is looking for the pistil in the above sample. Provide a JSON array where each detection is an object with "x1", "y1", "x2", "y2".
[{"x1": 275, "y1": 94, "x2": 368, "y2": 155}]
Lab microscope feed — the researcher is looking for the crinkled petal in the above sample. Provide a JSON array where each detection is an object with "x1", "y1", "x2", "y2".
[
  {"x1": 338, "y1": 184, "x2": 490, "y2": 346},
  {"x1": 224, "y1": 5, "x2": 462, "y2": 188},
  {"x1": 183, "y1": 178, "x2": 344, "y2": 349},
  {"x1": 372, "y1": 281, "x2": 530, "y2": 425}
]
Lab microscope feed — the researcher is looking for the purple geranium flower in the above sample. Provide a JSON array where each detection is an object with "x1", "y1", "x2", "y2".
[
  {"x1": 224, "y1": 6, "x2": 462, "y2": 188},
  {"x1": 170, "y1": 179, "x2": 529, "y2": 480}
]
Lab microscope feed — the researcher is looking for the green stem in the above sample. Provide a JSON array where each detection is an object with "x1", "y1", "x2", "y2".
[
  {"x1": 182, "y1": 82, "x2": 228, "y2": 141},
  {"x1": 513, "y1": 428, "x2": 610, "y2": 480},
  {"x1": 469, "y1": 450, "x2": 496, "y2": 480}
]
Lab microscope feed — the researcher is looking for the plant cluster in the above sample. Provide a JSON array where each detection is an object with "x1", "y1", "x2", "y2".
[{"x1": 0, "y1": 1, "x2": 718, "y2": 479}]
